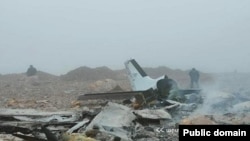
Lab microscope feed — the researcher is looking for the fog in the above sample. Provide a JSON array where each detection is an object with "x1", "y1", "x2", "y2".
[{"x1": 0, "y1": 0, "x2": 250, "y2": 75}]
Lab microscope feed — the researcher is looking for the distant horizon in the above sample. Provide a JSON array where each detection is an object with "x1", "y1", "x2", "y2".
[{"x1": 0, "y1": 63, "x2": 247, "y2": 76}]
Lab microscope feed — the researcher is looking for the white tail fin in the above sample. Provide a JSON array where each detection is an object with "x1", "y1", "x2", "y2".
[{"x1": 124, "y1": 59, "x2": 164, "y2": 91}]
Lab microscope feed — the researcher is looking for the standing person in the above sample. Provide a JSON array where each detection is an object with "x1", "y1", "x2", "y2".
[
  {"x1": 189, "y1": 68, "x2": 200, "y2": 88},
  {"x1": 26, "y1": 65, "x2": 37, "y2": 76}
]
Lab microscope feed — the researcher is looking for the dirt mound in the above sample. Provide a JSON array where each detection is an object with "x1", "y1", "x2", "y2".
[
  {"x1": 60, "y1": 65, "x2": 214, "y2": 90},
  {"x1": 61, "y1": 65, "x2": 206, "y2": 90},
  {"x1": 0, "y1": 72, "x2": 67, "y2": 109},
  {"x1": 0, "y1": 71, "x2": 58, "y2": 82},
  {"x1": 60, "y1": 66, "x2": 123, "y2": 82},
  {"x1": 35, "y1": 71, "x2": 59, "y2": 81}
]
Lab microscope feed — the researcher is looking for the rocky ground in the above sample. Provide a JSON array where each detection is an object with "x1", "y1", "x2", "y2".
[
  {"x1": 0, "y1": 66, "x2": 213, "y2": 110},
  {"x1": 0, "y1": 66, "x2": 250, "y2": 141}
]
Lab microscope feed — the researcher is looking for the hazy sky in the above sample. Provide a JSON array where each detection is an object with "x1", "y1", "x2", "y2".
[{"x1": 1, "y1": 0, "x2": 250, "y2": 75}]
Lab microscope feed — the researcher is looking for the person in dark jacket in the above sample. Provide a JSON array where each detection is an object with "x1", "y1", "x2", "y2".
[
  {"x1": 156, "y1": 75, "x2": 186, "y2": 102},
  {"x1": 156, "y1": 75, "x2": 178, "y2": 99},
  {"x1": 189, "y1": 68, "x2": 200, "y2": 88},
  {"x1": 26, "y1": 65, "x2": 37, "y2": 76}
]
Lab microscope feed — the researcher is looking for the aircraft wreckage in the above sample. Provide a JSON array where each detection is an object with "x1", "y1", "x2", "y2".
[{"x1": 1, "y1": 59, "x2": 250, "y2": 141}]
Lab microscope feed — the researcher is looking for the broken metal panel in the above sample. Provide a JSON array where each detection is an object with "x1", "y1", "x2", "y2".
[
  {"x1": 133, "y1": 109, "x2": 172, "y2": 120},
  {"x1": 86, "y1": 102, "x2": 136, "y2": 129},
  {"x1": 66, "y1": 119, "x2": 90, "y2": 133},
  {"x1": 0, "y1": 109, "x2": 84, "y2": 141},
  {"x1": 12, "y1": 134, "x2": 47, "y2": 141},
  {"x1": 0, "y1": 108, "x2": 82, "y2": 136},
  {"x1": 86, "y1": 102, "x2": 136, "y2": 141},
  {"x1": 13, "y1": 113, "x2": 81, "y2": 123},
  {"x1": 0, "y1": 108, "x2": 76, "y2": 117}
]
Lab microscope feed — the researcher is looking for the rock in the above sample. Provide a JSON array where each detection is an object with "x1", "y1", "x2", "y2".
[
  {"x1": 180, "y1": 115, "x2": 216, "y2": 125},
  {"x1": 87, "y1": 79, "x2": 118, "y2": 92}
]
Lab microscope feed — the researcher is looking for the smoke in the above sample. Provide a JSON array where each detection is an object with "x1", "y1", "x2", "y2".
[{"x1": 193, "y1": 72, "x2": 250, "y2": 115}]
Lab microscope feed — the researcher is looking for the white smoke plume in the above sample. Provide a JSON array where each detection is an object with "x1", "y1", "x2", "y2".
[{"x1": 193, "y1": 72, "x2": 250, "y2": 115}]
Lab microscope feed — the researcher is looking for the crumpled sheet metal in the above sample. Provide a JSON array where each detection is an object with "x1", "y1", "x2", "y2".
[
  {"x1": 86, "y1": 102, "x2": 136, "y2": 141},
  {"x1": 133, "y1": 109, "x2": 172, "y2": 120}
]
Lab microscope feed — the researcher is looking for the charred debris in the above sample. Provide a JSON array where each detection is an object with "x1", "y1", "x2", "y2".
[
  {"x1": 1, "y1": 84, "x2": 250, "y2": 141},
  {"x1": 0, "y1": 85, "x2": 204, "y2": 141}
]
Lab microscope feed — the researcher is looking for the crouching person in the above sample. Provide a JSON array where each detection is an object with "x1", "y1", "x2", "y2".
[{"x1": 156, "y1": 75, "x2": 185, "y2": 102}]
